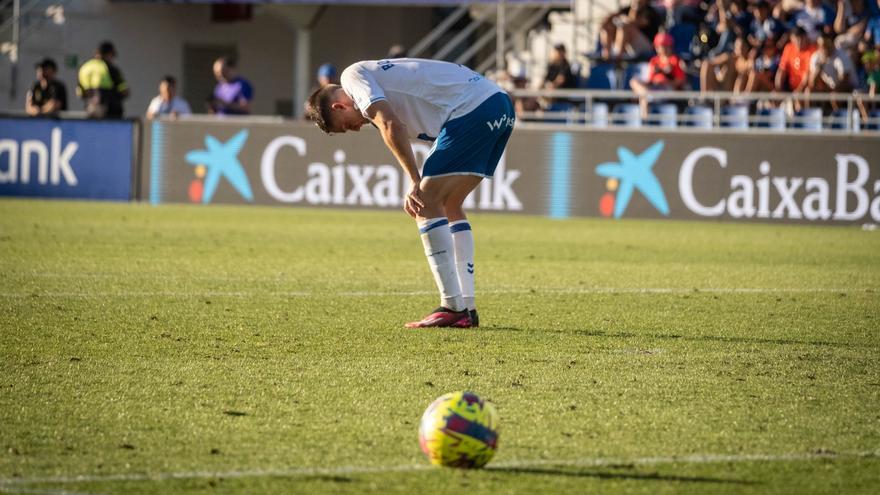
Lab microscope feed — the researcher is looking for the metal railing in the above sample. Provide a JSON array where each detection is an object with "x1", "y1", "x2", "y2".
[{"x1": 507, "y1": 88, "x2": 880, "y2": 133}]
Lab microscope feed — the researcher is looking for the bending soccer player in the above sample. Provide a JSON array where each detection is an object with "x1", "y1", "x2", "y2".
[{"x1": 306, "y1": 59, "x2": 514, "y2": 328}]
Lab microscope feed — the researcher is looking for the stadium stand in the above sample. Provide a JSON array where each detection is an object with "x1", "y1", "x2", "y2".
[{"x1": 504, "y1": 0, "x2": 880, "y2": 132}]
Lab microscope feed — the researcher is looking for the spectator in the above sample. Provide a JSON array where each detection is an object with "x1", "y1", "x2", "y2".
[
  {"x1": 856, "y1": 49, "x2": 879, "y2": 120},
  {"x1": 691, "y1": 22, "x2": 723, "y2": 61},
  {"x1": 599, "y1": 0, "x2": 664, "y2": 60},
  {"x1": 25, "y1": 58, "x2": 67, "y2": 116},
  {"x1": 808, "y1": 32, "x2": 856, "y2": 92},
  {"x1": 702, "y1": 36, "x2": 753, "y2": 93},
  {"x1": 748, "y1": 0, "x2": 787, "y2": 47},
  {"x1": 864, "y1": 48, "x2": 880, "y2": 94},
  {"x1": 316, "y1": 63, "x2": 338, "y2": 88},
  {"x1": 834, "y1": 0, "x2": 870, "y2": 42},
  {"x1": 208, "y1": 57, "x2": 253, "y2": 115},
  {"x1": 387, "y1": 44, "x2": 407, "y2": 58},
  {"x1": 543, "y1": 44, "x2": 578, "y2": 91},
  {"x1": 746, "y1": 37, "x2": 782, "y2": 92},
  {"x1": 725, "y1": 0, "x2": 755, "y2": 38},
  {"x1": 631, "y1": 32, "x2": 687, "y2": 113},
  {"x1": 776, "y1": 27, "x2": 817, "y2": 92},
  {"x1": 511, "y1": 68, "x2": 541, "y2": 117},
  {"x1": 77, "y1": 41, "x2": 128, "y2": 119},
  {"x1": 792, "y1": 0, "x2": 836, "y2": 40},
  {"x1": 866, "y1": 0, "x2": 880, "y2": 46},
  {"x1": 543, "y1": 43, "x2": 578, "y2": 110},
  {"x1": 146, "y1": 76, "x2": 191, "y2": 120}
]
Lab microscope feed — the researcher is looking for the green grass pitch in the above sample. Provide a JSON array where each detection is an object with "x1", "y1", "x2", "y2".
[{"x1": 1, "y1": 198, "x2": 878, "y2": 494}]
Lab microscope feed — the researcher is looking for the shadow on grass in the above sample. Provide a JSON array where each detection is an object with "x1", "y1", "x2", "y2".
[
  {"x1": 487, "y1": 465, "x2": 757, "y2": 485},
  {"x1": 486, "y1": 326, "x2": 853, "y2": 348}
]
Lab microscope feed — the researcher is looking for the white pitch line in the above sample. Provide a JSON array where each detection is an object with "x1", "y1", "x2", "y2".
[
  {"x1": 0, "y1": 287, "x2": 873, "y2": 299},
  {"x1": 0, "y1": 487, "x2": 101, "y2": 495},
  {"x1": 0, "y1": 450, "x2": 876, "y2": 487}
]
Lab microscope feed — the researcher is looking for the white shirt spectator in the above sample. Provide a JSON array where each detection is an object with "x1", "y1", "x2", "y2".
[
  {"x1": 146, "y1": 95, "x2": 192, "y2": 118},
  {"x1": 809, "y1": 49, "x2": 855, "y2": 89}
]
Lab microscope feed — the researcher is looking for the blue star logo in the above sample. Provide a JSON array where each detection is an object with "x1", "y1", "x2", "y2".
[
  {"x1": 595, "y1": 140, "x2": 669, "y2": 218},
  {"x1": 185, "y1": 130, "x2": 254, "y2": 203}
]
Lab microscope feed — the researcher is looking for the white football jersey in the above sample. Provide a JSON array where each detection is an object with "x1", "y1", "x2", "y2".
[{"x1": 340, "y1": 58, "x2": 503, "y2": 141}]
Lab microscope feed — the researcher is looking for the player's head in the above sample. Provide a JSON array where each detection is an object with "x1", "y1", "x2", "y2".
[{"x1": 306, "y1": 85, "x2": 367, "y2": 134}]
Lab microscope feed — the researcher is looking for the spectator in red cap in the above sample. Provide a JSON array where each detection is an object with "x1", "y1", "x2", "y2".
[{"x1": 630, "y1": 32, "x2": 687, "y2": 114}]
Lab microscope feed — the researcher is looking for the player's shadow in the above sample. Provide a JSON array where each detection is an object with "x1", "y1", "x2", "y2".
[{"x1": 487, "y1": 465, "x2": 756, "y2": 485}]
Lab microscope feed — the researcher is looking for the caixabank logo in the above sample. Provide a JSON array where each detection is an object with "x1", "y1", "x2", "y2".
[
  {"x1": 185, "y1": 130, "x2": 254, "y2": 204},
  {"x1": 159, "y1": 124, "x2": 525, "y2": 211},
  {"x1": 588, "y1": 137, "x2": 880, "y2": 223},
  {"x1": 595, "y1": 140, "x2": 670, "y2": 218}
]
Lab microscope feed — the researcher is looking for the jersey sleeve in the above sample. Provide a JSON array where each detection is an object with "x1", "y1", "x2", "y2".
[{"x1": 340, "y1": 64, "x2": 386, "y2": 117}]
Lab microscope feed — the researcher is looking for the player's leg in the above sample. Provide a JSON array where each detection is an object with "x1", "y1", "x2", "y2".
[
  {"x1": 406, "y1": 91, "x2": 514, "y2": 329},
  {"x1": 444, "y1": 187, "x2": 478, "y2": 326},
  {"x1": 406, "y1": 175, "x2": 482, "y2": 328}
]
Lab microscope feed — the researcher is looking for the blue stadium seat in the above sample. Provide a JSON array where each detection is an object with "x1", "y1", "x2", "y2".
[
  {"x1": 543, "y1": 101, "x2": 575, "y2": 124},
  {"x1": 684, "y1": 105, "x2": 713, "y2": 128},
  {"x1": 589, "y1": 102, "x2": 609, "y2": 127},
  {"x1": 612, "y1": 103, "x2": 642, "y2": 128},
  {"x1": 829, "y1": 109, "x2": 850, "y2": 130},
  {"x1": 647, "y1": 103, "x2": 677, "y2": 128},
  {"x1": 865, "y1": 110, "x2": 880, "y2": 131},
  {"x1": 791, "y1": 108, "x2": 822, "y2": 130},
  {"x1": 753, "y1": 107, "x2": 786, "y2": 129},
  {"x1": 720, "y1": 105, "x2": 748, "y2": 129}
]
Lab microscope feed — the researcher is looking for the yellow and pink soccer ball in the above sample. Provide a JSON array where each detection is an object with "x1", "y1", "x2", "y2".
[{"x1": 418, "y1": 391, "x2": 499, "y2": 468}]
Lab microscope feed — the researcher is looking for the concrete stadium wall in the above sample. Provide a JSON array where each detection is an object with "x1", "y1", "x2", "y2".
[
  {"x1": 0, "y1": 1, "x2": 433, "y2": 118},
  {"x1": 139, "y1": 119, "x2": 880, "y2": 226}
]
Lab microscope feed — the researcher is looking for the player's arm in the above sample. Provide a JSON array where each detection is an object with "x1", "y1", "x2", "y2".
[{"x1": 365, "y1": 100, "x2": 424, "y2": 216}]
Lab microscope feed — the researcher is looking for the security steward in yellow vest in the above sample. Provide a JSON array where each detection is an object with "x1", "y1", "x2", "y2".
[{"x1": 77, "y1": 41, "x2": 129, "y2": 118}]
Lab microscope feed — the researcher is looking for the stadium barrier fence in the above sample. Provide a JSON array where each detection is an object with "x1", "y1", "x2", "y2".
[{"x1": 509, "y1": 89, "x2": 880, "y2": 132}]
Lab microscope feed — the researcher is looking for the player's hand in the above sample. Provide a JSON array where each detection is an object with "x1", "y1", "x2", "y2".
[{"x1": 404, "y1": 184, "x2": 425, "y2": 219}]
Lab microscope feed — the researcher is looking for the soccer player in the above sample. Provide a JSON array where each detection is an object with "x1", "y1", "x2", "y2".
[{"x1": 305, "y1": 59, "x2": 514, "y2": 328}]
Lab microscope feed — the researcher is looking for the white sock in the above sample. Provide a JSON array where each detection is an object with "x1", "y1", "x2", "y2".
[
  {"x1": 418, "y1": 217, "x2": 464, "y2": 312},
  {"x1": 450, "y1": 220, "x2": 475, "y2": 311}
]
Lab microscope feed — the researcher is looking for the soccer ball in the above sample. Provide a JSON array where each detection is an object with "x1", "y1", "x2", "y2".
[{"x1": 418, "y1": 391, "x2": 499, "y2": 468}]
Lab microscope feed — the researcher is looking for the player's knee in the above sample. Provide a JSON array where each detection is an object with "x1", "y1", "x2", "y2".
[{"x1": 419, "y1": 187, "x2": 445, "y2": 209}]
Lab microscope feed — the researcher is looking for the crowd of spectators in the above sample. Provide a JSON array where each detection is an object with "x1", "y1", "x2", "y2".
[{"x1": 497, "y1": 0, "x2": 880, "y2": 120}]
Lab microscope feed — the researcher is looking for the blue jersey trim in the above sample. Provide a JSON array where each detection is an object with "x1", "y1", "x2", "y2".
[
  {"x1": 450, "y1": 222, "x2": 472, "y2": 233},
  {"x1": 419, "y1": 218, "x2": 449, "y2": 234}
]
